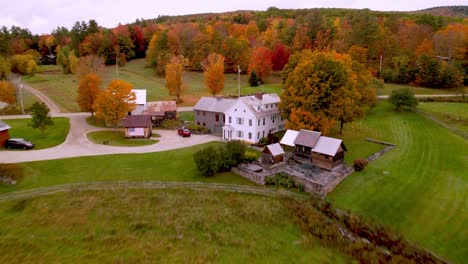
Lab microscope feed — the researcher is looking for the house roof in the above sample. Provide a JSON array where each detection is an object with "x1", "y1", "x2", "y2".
[
  {"x1": 312, "y1": 136, "x2": 344, "y2": 156},
  {"x1": 280, "y1": 129, "x2": 299, "y2": 147},
  {"x1": 194, "y1": 97, "x2": 237, "y2": 113},
  {"x1": 266, "y1": 143, "x2": 285, "y2": 156},
  {"x1": 0, "y1": 120, "x2": 11, "y2": 132},
  {"x1": 120, "y1": 115, "x2": 152, "y2": 127},
  {"x1": 240, "y1": 93, "x2": 281, "y2": 118},
  {"x1": 132, "y1": 89, "x2": 147, "y2": 105},
  {"x1": 294, "y1": 129, "x2": 322, "y2": 148},
  {"x1": 144, "y1": 101, "x2": 177, "y2": 115}
]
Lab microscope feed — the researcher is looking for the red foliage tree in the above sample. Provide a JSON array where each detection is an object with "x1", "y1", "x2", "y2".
[
  {"x1": 248, "y1": 46, "x2": 273, "y2": 82},
  {"x1": 271, "y1": 42, "x2": 290, "y2": 71}
]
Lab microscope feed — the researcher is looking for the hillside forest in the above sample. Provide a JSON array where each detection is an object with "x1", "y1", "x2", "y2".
[{"x1": 0, "y1": 7, "x2": 466, "y2": 89}]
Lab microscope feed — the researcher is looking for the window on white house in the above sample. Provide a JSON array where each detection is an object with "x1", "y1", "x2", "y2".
[
  {"x1": 263, "y1": 118, "x2": 265, "y2": 125},
  {"x1": 237, "y1": 131, "x2": 243, "y2": 138},
  {"x1": 248, "y1": 132, "x2": 252, "y2": 139},
  {"x1": 257, "y1": 132, "x2": 260, "y2": 140},
  {"x1": 229, "y1": 116, "x2": 232, "y2": 123},
  {"x1": 249, "y1": 119, "x2": 252, "y2": 126},
  {"x1": 236, "y1": 117, "x2": 243, "y2": 125},
  {"x1": 258, "y1": 119, "x2": 260, "y2": 126}
]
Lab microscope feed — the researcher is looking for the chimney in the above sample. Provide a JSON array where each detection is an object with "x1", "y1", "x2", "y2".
[{"x1": 255, "y1": 92, "x2": 264, "y2": 100}]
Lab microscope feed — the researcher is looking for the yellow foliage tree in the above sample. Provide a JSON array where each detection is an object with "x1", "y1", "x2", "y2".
[
  {"x1": 0, "y1": 81, "x2": 16, "y2": 104},
  {"x1": 77, "y1": 73, "x2": 102, "y2": 116},
  {"x1": 93, "y1": 80, "x2": 136, "y2": 127},
  {"x1": 165, "y1": 56, "x2": 186, "y2": 103},
  {"x1": 203, "y1": 52, "x2": 225, "y2": 96}
]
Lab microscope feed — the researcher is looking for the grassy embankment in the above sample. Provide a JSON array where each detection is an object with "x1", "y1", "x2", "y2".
[
  {"x1": 0, "y1": 118, "x2": 69, "y2": 150},
  {"x1": 418, "y1": 102, "x2": 468, "y2": 133},
  {"x1": 87, "y1": 131, "x2": 160, "y2": 147}
]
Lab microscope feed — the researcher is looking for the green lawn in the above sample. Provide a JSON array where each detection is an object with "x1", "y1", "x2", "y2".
[
  {"x1": 87, "y1": 130, "x2": 158, "y2": 147},
  {"x1": 327, "y1": 102, "x2": 468, "y2": 264},
  {"x1": 178, "y1": 111, "x2": 194, "y2": 122},
  {"x1": 0, "y1": 142, "x2": 253, "y2": 194},
  {"x1": 0, "y1": 189, "x2": 348, "y2": 263},
  {"x1": 377, "y1": 83, "x2": 460, "y2": 95},
  {"x1": 418, "y1": 102, "x2": 468, "y2": 132},
  {"x1": 23, "y1": 60, "x2": 282, "y2": 111},
  {"x1": 85, "y1": 116, "x2": 107, "y2": 128},
  {"x1": 1, "y1": 118, "x2": 69, "y2": 150}
]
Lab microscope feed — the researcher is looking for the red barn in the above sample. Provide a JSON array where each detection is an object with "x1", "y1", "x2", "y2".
[{"x1": 0, "y1": 120, "x2": 11, "y2": 147}]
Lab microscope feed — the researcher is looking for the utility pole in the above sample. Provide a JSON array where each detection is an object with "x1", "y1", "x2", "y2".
[
  {"x1": 19, "y1": 83, "x2": 24, "y2": 114},
  {"x1": 237, "y1": 65, "x2": 241, "y2": 97},
  {"x1": 379, "y1": 55, "x2": 383, "y2": 74}
]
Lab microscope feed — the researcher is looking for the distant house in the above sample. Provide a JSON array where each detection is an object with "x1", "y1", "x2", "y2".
[
  {"x1": 142, "y1": 101, "x2": 177, "y2": 126},
  {"x1": 39, "y1": 54, "x2": 56, "y2": 65},
  {"x1": 193, "y1": 93, "x2": 285, "y2": 143},
  {"x1": 120, "y1": 115, "x2": 152, "y2": 138},
  {"x1": 287, "y1": 129, "x2": 347, "y2": 170},
  {"x1": 262, "y1": 143, "x2": 285, "y2": 165},
  {"x1": 0, "y1": 120, "x2": 11, "y2": 147}
]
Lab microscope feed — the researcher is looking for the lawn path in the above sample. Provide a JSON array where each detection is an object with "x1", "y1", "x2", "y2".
[{"x1": 0, "y1": 181, "x2": 305, "y2": 202}]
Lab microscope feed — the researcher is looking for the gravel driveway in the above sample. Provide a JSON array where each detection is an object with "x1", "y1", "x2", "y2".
[{"x1": 0, "y1": 115, "x2": 220, "y2": 163}]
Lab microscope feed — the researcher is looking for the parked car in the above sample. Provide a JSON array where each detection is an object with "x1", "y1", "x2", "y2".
[
  {"x1": 5, "y1": 138, "x2": 35, "y2": 150},
  {"x1": 177, "y1": 128, "x2": 191, "y2": 137}
]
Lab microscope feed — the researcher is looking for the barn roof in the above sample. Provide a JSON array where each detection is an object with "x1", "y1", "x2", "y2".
[
  {"x1": 294, "y1": 129, "x2": 322, "y2": 148},
  {"x1": 280, "y1": 129, "x2": 299, "y2": 147},
  {"x1": 266, "y1": 143, "x2": 285, "y2": 156},
  {"x1": 144, "y1": 101, "x2": 177, "y2": 115},
  {"x1": 312, "y1": 136, "x2": 345, "y2": 156},
  {"x1": 0, "y1": 120, "x2": 11, "y2": 132},
  {"x1": 194, "y1": 97, "x2": 237, "y2": 113},
  {"x1": 131, "y1": 89, "x2": 147, "y2": 105},
  {"x1": 120, "y1": 115, "x2": 152, "y2": 128}
]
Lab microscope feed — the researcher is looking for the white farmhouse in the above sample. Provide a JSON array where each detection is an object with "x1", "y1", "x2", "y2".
[{"x1": 194, "y1": 93, "x2": 285, "y2": 143}]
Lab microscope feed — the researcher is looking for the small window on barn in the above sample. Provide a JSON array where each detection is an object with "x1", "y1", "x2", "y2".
[
  {"x1": 203, "y1": 111, "x2": 206, "y2": 116},
  {"x1": 130, "y1": 128, "x2": 135, "y2": 132},
  {"x1": 197, "y1": 122, "x2": 200, "y2": 125},
  {"x1": 215, "y1": 114, "x2": 219, "y2": 122},
  {"x1": 203, "y1": 123, "x2": 206, "y2": 126}
]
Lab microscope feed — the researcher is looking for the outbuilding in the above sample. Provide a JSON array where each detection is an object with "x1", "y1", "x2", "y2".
[
  {"x1": 120, "y1": 115, "x2": 152, "y2": 139},
  {"x1": 0, "y1": 120, "x2": 11, "y2": 147},
  {"x1": 262, "y1": 143, "x2": 285, "y2": 165}
]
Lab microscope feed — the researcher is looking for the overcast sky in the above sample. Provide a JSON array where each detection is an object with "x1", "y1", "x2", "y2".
[{"x1": 0, "y1": 0, "x2": 466, "y2": 34}]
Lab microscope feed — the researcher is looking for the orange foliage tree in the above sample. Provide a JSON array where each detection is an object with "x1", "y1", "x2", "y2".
[
  {"x1": 93, "y1": 80, "x2": 136, "y2": 127},
  {"x1": 203, "y1": 52, "x2": 225, "y2": 96},
  {"x1": 248, "y1": 46, "x2": 273, "y2": 82},
  {"x1": 0, "y1": 81, "x2": 16, "y2": 104},
  {"x1": 165, "y1": 56, "x2": 186, "y2": 103},
  {"x1": 77, "y1": 73, "x2": 102, "y2": 117},
  {"x1": 280, "y1": 50, "x2": 376, "y2": 134}
]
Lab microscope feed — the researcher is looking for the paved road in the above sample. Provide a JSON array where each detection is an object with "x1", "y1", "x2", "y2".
[
  {"x1": 0, "y1": 114, "x2": 220, "y2": 163},
  {"x1": 21, "y1": 83, "x2": 61, "y2": 114}
]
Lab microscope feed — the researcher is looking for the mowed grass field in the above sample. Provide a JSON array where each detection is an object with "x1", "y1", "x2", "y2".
[
  {"x1": 419, "y1": 102, "x2": 468, "y2": 133},
  {"x1": 0, "y1": 189, "x2": 348, "y2": 263},
  {"x1": 376, "y1": 83, "x2": 460, "y2": 95},
  {"x1": 328, "y1": 102, "x2": 468, "y2": 263},
  {"x1": 87, "y1": 130, "x2": 159, "y2": 147},
  {"x1": 23, "y1": 59, "x2": 282, "y2": 112},
  {"x1": 0, "y1": 118, "x2": 69, "y2": 150}
]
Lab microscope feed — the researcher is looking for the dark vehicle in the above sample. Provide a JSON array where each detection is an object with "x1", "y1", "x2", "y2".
[
  {"x1": 177, "y1": 128, "x2": 191, "y2": 137},
  {"x1": 5, "y1": 138, "x2": 35, "y2": 149}
]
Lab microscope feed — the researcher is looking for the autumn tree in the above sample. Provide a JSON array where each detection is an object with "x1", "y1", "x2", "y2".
[
  {"x1": 0, "y1": 56, "x2": 10, "y2": 79},
  {"x1": 29, "y1": 102, "x2": 54, "y2": 135},
  {"x1": 271, "y1": 42, "x2": 290, "y2": 71},
  {"x1": 9, "y1": 54, "x2": 37, "y2": 75},
  {"x1": 93, "y1": 80, "x2": 136, "y2": 127},
  {"x1": 248, "y1": 46, "x2": 273, "y2": 83},
  {"x1": 280, "y1": 50, "x2": 376, "y2": 134},
  {"x1": 57, "y1": 45, "x2": 78, "y2": 74},
  {"x1": 0, "y1": 81, "x2": 16, "y2": 104},
  {"x1": 203, "y1": 52, "x2": 225, "y2": 96},
  {"x1": 77, "y1": 73, "x2": 102, "y2": 116},
  {"x1": 165, "y1": 56, "x2": 186, "y2": 103},
  {"x1": 75, "y1": 54, "x2": 104, "y2": 79}
]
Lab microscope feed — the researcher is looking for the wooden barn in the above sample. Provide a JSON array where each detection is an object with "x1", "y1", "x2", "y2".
[
  {"x1": 120, "y1": 115, "x2": 152, "y2": 139},
  {"x1": 294, "y1": 129, "x2": 322, "y2": 159},
  {"x1": 311, "y1": 136, "x2": 347, "y2": 170},
  {"x1": 143, "y1": 101, "x2": 177, "y2": 126},
  {"x1": 0, "y1": 120, "x2": 11, "y2": 147},
  {"x1": 262, "y1": 143, "x2": 285, "y2": 165}
]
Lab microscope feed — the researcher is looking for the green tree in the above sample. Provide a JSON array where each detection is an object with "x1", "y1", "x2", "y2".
[
  {"x1": 29, "y1": 102, "x2": 54, "y2": 135},
  {"x1": 249, "y1": 71, "x2": 259, "y2": 87},
  {"x1": 57, "y1": 45, "x2": 77, "y2": 74},
  {"x1": 193, "y1": 146, "x2": 220, "y2": 177},
  {"x1": 389, "y1": 88, "x2": 418, "y2": 111}
]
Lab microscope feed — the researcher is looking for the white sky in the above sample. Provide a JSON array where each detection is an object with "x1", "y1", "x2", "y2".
[{"x1": 0, "y1": 0, "x2": 466, "y2": 34}]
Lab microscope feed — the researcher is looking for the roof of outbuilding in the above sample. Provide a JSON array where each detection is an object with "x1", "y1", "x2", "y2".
[
  {"x1": 266, "y1": 143, "x2": 285, "y2": 156},
  {"x1": 194, "y1": 97, "x2": 237, "y2": 113},
  {"x1": 280, "y1": 129, "x2": 299, "y2": 147},
  {"x1": 294, "y1": 129, "x2": 322, "y2": 148},
  {"x1": 0, "y1": 120, "x2": 11, "y2": 132},
  {"x1": 131, "y1": 89, "x2": 147, "y2": 105},
  {"x1": 312, "y1": 136, "x2": 344, "y2": 156},
  {"x1": 145, "y1": 101, "x2": 177, "y2": 114},
  {"x1": 120, "y1": 115, "x2": 152, "y2": 127}
]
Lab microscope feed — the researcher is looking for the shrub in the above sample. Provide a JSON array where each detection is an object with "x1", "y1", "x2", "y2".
[
  {"x1": 297, "y1": 183, "x2": 305, "y2": 192},
  {"x1": 265, "y1": 173, "x2": 297, "y2": 189},
  {"x1": 353, "y1": 159, "x2": 369, "y2": 171},
  {"x1": 389, "y1": 88, "x2": 418, "y2": 111},
  {"x1": 187, "y1": 123, "x2": 209, "y2": 133},
  {"x1": 193, "y1": 140, "x2": 247, "y2": 176},
  {"x1": 193, "y1": 146, "x2": 220, "y2": 177},
  {"x1": 242, "y1": 151, "x2": 258, "y2": 163},
  {"x1": 160, "y1": 119, "x2": 180, "y2": 129},
  {"x1": 0, "y1": 164, "x2": 23, "y2": 183}
]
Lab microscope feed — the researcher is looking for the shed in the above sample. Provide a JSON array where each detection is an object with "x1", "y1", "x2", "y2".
[
  {"x1": 294, "y1": 129, "x2": 322, "y2": 159},
  {"x1": 143, "y1": 101, "x2": 177, "y2": 126},
  {"x1": 262, "y1": 143, "x2": 285, "y2": 165},
  {"x1": 311, "y1": 136, "x2": 347, "y2": 170},
  {"x1": 120, "y1": 115, "x2": 152, "y2": 138},
  {"x1": 0, "y1": 120, "x2": 11, "y2": 147}
]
